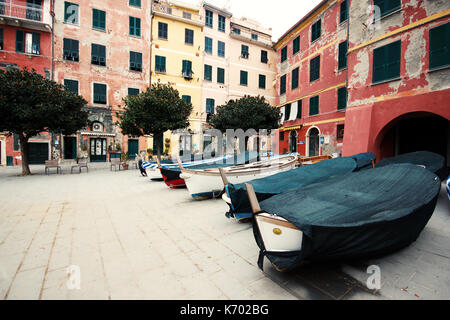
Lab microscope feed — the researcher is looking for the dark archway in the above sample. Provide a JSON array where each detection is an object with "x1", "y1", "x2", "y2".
[
  {"x1": 377, "y1": 112, "x2": 449, "y2": 167},
  {"x1": 308, "y1": 128, "x2": 320, "y2": 157},
  {"x1": 289, "y1": 130, "x2": 298, "y2": 154}
]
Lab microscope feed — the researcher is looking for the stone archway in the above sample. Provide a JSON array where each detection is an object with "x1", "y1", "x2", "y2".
[
  {"x1": 289, "y1": 130, "x2": 298, "y2": 154},
  {"x1": 375, "y1": 112, "x2": 449, "y2": 165},
  {"x1": 307, "y1": 127, "x2": 320, "y2": 157}
]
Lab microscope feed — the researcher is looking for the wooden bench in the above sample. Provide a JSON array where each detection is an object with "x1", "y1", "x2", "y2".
[
  {"x1": 71, "y1": 158, "x2": 89, "y2": 174},
  {"x1": 45, "y1": 160, "x2": 62, "y2": 175},
  {"x1": 110, "y1": 158, "x2": 124, "y2": 171}
]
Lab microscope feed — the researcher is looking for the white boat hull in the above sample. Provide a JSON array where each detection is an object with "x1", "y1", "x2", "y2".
[
  {"x1": 147, "y1": 168, "x2": 163, "y2": 179},
  {"x1": 255, "y1": 213, "x2": 303, "y2": 252},
  {"x1": 180, "y1": 162, "x2": 295, "y2": 199}
]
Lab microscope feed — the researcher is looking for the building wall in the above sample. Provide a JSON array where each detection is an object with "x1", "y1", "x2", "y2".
[
  {"x1": 53, "y1": 0, "x2": 151, "y2": 161},
  {"x1": 0, "y1": 0, "x2": 53, "y2": 166},
  {"x1": 274, "y1": 0, "x2": 348, "y2": 157},
  {"x1": 343, "y1": 0, "x2": 450, "y2": 162},
  {"x1": 150, "y1": 0, "x2": 204, "y2": 155}
]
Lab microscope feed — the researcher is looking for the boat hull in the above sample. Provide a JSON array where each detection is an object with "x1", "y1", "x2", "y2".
[
  {"x1": 253, "y1": 164, "x2": 441, "y2": 271},
  {"x1": 182, "y1": 161, "x2": 296, "y2": 199}
]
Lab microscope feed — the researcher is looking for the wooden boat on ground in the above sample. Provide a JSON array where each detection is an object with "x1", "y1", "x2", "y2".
[
  {"x1": 374, "y1": 151, "x2": 446, "y2": 180},
  {"x1": 246, "y1": 163, "x2": 441, "y2": 272},
  {"x1": 298, "y1": 154, "x2": 332, "y2": 166},
  {"x1": 179, "y1": 155, "x2": 298, "y2": 200},
  {"x1": 221, "y1": 156, "x2": 358, "y2": 222}
]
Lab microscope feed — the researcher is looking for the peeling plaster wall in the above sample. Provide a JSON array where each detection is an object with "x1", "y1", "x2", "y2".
[
  {"x1": 343, "y1": 0, "x2": 450, "y2": 159},
  {"x1": 274, "y1": 0, "x2": 348, "y2": 156},
  {"x1": 53, "y1": 0, "x2": 152, "y2": 158}
]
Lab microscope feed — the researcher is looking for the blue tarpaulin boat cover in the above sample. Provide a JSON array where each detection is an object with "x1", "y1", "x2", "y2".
[
  {"x1": 375, "y1": 151, "x2": 446, "y2": 180},
  {"x1": 225, "y1": 157, "x2": 358, "y2": 218},
  {"x1": 349, "y1": 152, "x2": 376, "y2": 171},
  {"x1": 254, "y1": 164, "x2": 441, "y2": 271}
]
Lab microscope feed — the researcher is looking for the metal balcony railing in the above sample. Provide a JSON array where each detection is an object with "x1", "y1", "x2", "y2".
[
  {"x1": 0, "y1": 1, "x2": 43, "y2": 22},
  {"x1": 152, "y1": 2, "x2": 203, "y2": 25}
]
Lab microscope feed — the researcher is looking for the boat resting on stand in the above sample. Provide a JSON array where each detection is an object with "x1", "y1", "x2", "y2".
[
  {"x1": 246, "y1": 163, "x2": 441, "y2": 272},
  {"x1": 221, "y1": 156, "x2": 358, "y2": 222},
  {"x1": 179, "y1": 155, "x2": 298, "y2": 200}
]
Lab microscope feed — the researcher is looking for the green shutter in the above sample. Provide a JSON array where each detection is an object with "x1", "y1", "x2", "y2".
[
  {"x1": 340, "y1": 0, "x2": 348, "y2": 23},
  {"x1": 296, "y1": 100, "x2": 302, "y2": 119},
  {"x1": 372, "y1": 40, "x2": 401, "y2": 83},
  {"x1": 129, "y1": 0, "x2": 141, "y2": 7},
  {"x1": 155, "y1": 55, "x2": 166, "y2": 72},
  {"x1": 284, "y1": 104, "x2": 291, "y2": 122},
  {"x1": 64, "y1": 79, "x2": 79, "y2": 95},
  {"x1": 292, "y1": 67, "x2": 299, "y2": 89},
  {"x1": 32, "y1": 32, "x2": 40, "y2": 54},
  {"x1": 205, "y1": 37, "x2": 212, "y2": 54},
  {"x1": 93, "y1": 83, "x2": 107, "y2": 104},
  {"x1": 182, "y1": 95, "x2": 191, "y2": 104},
  {"x1": 0, "y1": 29, "x2": 3, "y2": 50},
  {"x1": 280, "y1": 74, "x2": 286, "y2": 94},
  {"x1": 430, "y1": 23, "x2": 450, "y2": 70},
  {"x1": 240, "y1": 70, "x2": 248, "y2": 86},
  {"x1": 337, "y1": 87, "x2": 347, "y2": 110},
  {"x1": 312, "y1": 20, "x2": 321, "y2": 42},
  {"x1": 374, "y1": 0, "x2": 401, "y2": 18},
  {"x1": 338, "y1": 41, "x2": 348, "y2": 70},
  {"x1": 310, "y1": 96, "x2": 319, "y2": 116},
  {"x1": 64, "y1": 2, "x2": 78, "y2": 24},
  {"x1": 310, "y1": 55, "x2": 320, "y2": 82},
  {"x1": 204, "y1": 64, "x2": 212, "y2": 81},
  {"x1": 206, "y1": 99, "x2": 215, "y2": 114},
  {"x1": 259, "y1": 74, "x2": 266, "y2": 89},
  {"x1": 217, "y1": 68, "x2": 225, "y2": 84},
  {"x1": 281, "y1": 46, "x2": 287, "y2": 62},
  {"x1": 16, "y1": 30, "x2": 24, "y2": 52},
  {"x1": 128, "y1": 88, "x2": 139, "y2": 96},
  {"x1": 93, "y1": 9, "x2": 105, "y2": 30},
  {"x1": 293, "y1": 36, "x2": 300, "y2": 55}
]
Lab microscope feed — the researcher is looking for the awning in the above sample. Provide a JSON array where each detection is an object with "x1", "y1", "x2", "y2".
[
  {"x1": 80, "y1": 132, "x2": 116, "y2": 137},
  {"x1": 282, "y1": 125, "x2": 302, "y2": 132}
]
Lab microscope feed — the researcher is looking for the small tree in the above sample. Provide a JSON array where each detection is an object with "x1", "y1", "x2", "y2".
[
  {"x1": 0, "y1": 68, "x2": 88, "y2": 175},
  {"x1": 209, "y1": 95, "x2": 282, "y2": 157},
  {"x1": 117, "y1": 82, "x2": 193, "y2": 163}
]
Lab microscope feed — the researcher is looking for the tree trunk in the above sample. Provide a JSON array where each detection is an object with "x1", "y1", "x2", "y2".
[
  {"x1": 19, "y1": 134, "x2": 31, "y2": 176},
  {"x1": 156, "y1": 133, "x2": 162, "y2": 164}
]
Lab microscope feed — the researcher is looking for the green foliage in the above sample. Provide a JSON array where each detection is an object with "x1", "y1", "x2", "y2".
[
  {"x1": 208, "y1": 95, "x2": 281, "y2": 132},
  {"x1": 0, "y1": 68, "x2": 88, "y2": 138},
  {"x1": 117, "y1": 82, "x2": 193, "y2": 138}
]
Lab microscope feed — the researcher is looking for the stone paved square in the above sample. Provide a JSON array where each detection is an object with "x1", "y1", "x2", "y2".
[{"x1": 0, "y1": 164, "x2": 449, "y2": 300}]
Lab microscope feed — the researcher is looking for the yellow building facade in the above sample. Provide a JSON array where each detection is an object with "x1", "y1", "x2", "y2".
[{"x1": 149, "y1": 0, "x2": 204, "y2": 156}]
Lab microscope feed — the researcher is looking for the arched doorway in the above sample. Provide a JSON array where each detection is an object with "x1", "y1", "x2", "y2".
[
  {"x1": 376, "y1": 112, "x2": 449, "y2": 165},
  {"x1": 289, "y1": 130, "x2": 298, "y2": 153},
  {"x1": 307, "y1": 127, "x2": 320, "y2": 157}
]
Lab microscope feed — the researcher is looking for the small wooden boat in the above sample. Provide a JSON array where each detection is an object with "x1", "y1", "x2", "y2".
[
  {"x1": 375, "y1": 151, "x2": 446, "y2": 180},
  {"x1": 160, "y1": 151, "x2": 259, "y2": 189},
  {"x1": 179, "y1": 155, "x2": 298, "y2": 200},
  {"x1": 246, "y1": 163, "x2": 441, "y2": 272},
  {"x1": 298, "y1": 154, "x2": 332, "y2": 166},
  {"x1": 222, "y1": 157, "x2": 358, "y2": 222}
]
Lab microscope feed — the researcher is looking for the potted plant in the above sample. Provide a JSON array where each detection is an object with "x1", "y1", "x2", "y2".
[
  {"x1": 115, "y1": 143, "x2": 122, "y2": 152},
  {"x1": 121, "y1": 152, "x2": 130, "y2": 170}
]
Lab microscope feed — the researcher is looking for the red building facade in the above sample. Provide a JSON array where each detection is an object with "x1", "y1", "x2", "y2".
[
  {"x1": 0, "y1": 0, "x2": 53, "y2": 166},
  {"x1": 343, "y1": 0, "x2": 450, "y2": 167},
  {"x1": 274, "y1": 0, "x2": 349, "y2": 157}
]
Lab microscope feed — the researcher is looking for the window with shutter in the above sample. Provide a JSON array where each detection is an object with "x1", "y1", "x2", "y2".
[
  {"x1": 240, "y1": 70, "x2": 248, "y2": 86},
  {"x1": 91, "y1": 44, "x2": 106, "y2": 66},
  {"x1": 261, "y1": 50, "x2": 268, "y2": 63},
  {"x1": 204, "y1": 65, "x2": 212, "y2": 81},
  {"x1": 311, "y1": 20, "x2": 321, "y2": 42},
  {"x1": 93, "y1": 9, "x2": 106, "y2": 31},
  {"x1": 64, "y1": 79, "x2": 79, "y2": 95},
  {"x1": 182, "y1": 60, "x2": 193, "y2": 78},
  {"x1": 241, "y1": 45, "x2": 249, "y2": 59},
  {"x1": 129, "y1": 17, "x2": 141, "y2": 37},
  {"x1": 217, "y1": 68, "x2": 225, "y2": 84},
  {"x1": 155, "y1": 55, "x2": 166, "y2": 73},
  {"x1": 429, "y1": 22, "x2": 450, "y2": 70},
  {"x1": 206, "y1": 99, "x2": 215, "y2": 114},
  {"x1": 340, "y1": 0, "x2": 348, "y2": 23},
  {"x1": 280, "y1": 74, "x2": 287, "y2": 95},
  {"x1": 293, "y1": 36, "x2": 300, "y2": 55},
  {"x1": 281, "y1": 46, "x2": 287, "y2": 62},
  {"x1": 292, "y1": 67, "x2": 299, "y2": 90},
  {"x1": 337, "y1": 124, "x2": 345, "y2": 140},
  {"x1": 63, "y1": 38, "x2": 79, "y2": 61},
  {"x1": 309, "y1": 96, "x2": 319, "y2": 116},
  {"x1": 130, "y1": 51, "x2": 142, "y2": 72},
  {"x1": 218, "y1": 15, "x2": 226, "y2": 32},
  {"x1": 259, "y1": 74, "x2": 266, "y2": 89},
  {"x1": 93, "y1": 83, "x2": 107, "y2": 104},
  {"x1": 16, "y1": 30, "x2": 24, "y2": 53},
  {"x1": 158, "y1": 22, "x2": 168, "y2": 39},
  {"x1": 284, "y1": 104, "x2": 291, "y2": 122},
  {"x1": 338, "y1": 40, "x2": 348, "y2": 70},
  {"x1": 297, "y1": 100, "x2": 302, "y2": 119},
  {"x1": 128, "y1": 88, "x2": 139, "y2": 96},
  {"x1": 64, "y1": 2, "x2": 79, "y2": 24},
  {"x1": 205, "y1": 10, "x2": 213, "y2": 28},
  {"x1": 129, "y1": 0, "x2": 141, "y2": 7},
  {"x1": 185, "y1": 29, "x2": 194, "y2": 45},
  {"x1": 310, "y1": 55, "x2": 320, "y2": 82},
  {"x1": 218, "y1": 41, "x2": 225, "y2": 57},
  {"x1": 0, "y1": 29, "x2": 3, "y2": 51},
  {"x1": 372, "y1": 40, "x2": 401, "y2": 83},
  {"x1": 337, "y1": 87, "x2": 347, "y2": 110},
  {"x1": 205, "y1": 37, "x2": 212, "y2": 54},
  {"x1": 373, "y1": 0, "x2": 401, "y2": 18},
  {"x1": 182, "y1": 95, "x2": 191, "y2": 104}
]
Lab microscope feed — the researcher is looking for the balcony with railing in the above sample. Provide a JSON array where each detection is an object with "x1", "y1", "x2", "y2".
[
  {"x1": 230, "y1": 25, "x2": 273, "y2": 49},
  {"x1": 152, "y1": 2, "x2": 203, "y2": 27},
  {"x1": 0, "y1": 0, "x2": 52, "y2": 32}
]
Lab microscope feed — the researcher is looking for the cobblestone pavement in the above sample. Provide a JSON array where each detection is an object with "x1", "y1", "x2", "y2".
[{"x1": 0, "y1": 164, "x2": 449, "y2": 300}]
